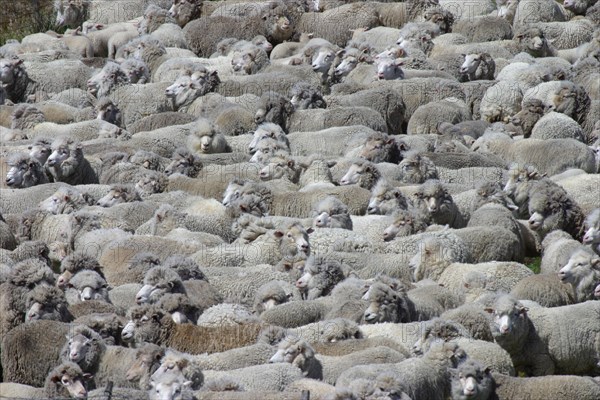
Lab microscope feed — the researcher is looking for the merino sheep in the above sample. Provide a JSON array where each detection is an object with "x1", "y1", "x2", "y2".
[
  {"x1": 87, "y1": 62, "x2": 129, "y2": 98},
  {"x1": 486, "y1": 294, "x2": 600, "y2": 375},
  {"x1": 165, "y1": 69, "x2": 221, "y2": 112},
  {"x1": 128, "y1": 307, "x2": 262, "y2": 354},
  {"x1": 493, "y1": 372, "x2": 600, "y2": 400},
  {"x1": 296, "y1": 255, "x2": 348, "y2": 300},
  {"x1": 413, "y1": 180, "x2": 466, "y2": 228},
  {"x1": 582, "y1": 208, "x2": 600, "y2": 255},
  {"x1": 96, "y1": 184, "x2": 142, "y2": 207},
  {"x1": 187, "y1": 118, "x2": 231, "y2": 155},
  {"x1": 339, "y1": 159, "x2": 382, "y2": 191},
  {"x1": 66, "y1": 270, "x2": 110, "y2": 304},
  {"x1": 95, "y1": 97, "x2": 122, "y2": 127},
  {"x1": 46, "y1": 137, "x2": 98, "y2": 185},
  {"x1": 311, "y1": 196, "x2": 352, "y2": 230},
  {"x1": 558, "y1": 249, "x2": 600, "y2": 303},
  {"x1": 10, "y1": 103, "x2": 46, "y2": 130},
  {"x1": 398, "y1": 151, "x2": 438, "y2": 184},
  {"x1": 39, "y1": 186, "x2": 92, "y2": 215},
  {"x1": 5, "y1": 153, "x2": 49, "y2": 188},
  {"x1": 382, "y1": 208, "x2": 428, "y2": 243},
  {"x1": 367, "y1": 180, "x2": 410, "y2": 215}
]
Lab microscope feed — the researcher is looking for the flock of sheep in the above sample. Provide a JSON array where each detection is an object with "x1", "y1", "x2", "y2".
[{"x1": 0, "y1": 0, "x2": 599, "y2": 399}]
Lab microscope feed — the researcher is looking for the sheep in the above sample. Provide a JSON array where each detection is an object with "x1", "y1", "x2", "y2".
[
  {"x1": 582, "y1": 208, "x2": 600, "y2": 255},
  {"x1": 149, "y1": 350, "x2": 204, "y2": 389},
  {"x1": 526, "y1": 183, "x2": 586, "y2": 240},
  {"x1": 481, "y1": 138, "x2": 598, "y2": 176},
  {"x1": 254, "y1": 90, "x2": 294, "y2": 131},
  {"x1": 295, "y1": 255, "x2": 348, "y2": 300},
  {"x1": 169, "y1": 0, "x2": 202, "y2": 27},
  {"x1": 253, "y1": 280, "x2": 296, "y2": 314},
  {"x1": 382, "y1": 208, "x2": 428, "y2": 243},
  {"x1": 26, "y1": 138, "x2": 52, "y2": 165},
  {"x1": 24, "y1": 284, "x2": 72, "y2": 323},
  {"x1": 459, "y1": 53, "x2": 495, "y2": 81},
  {"x1": 96, "y1": 184, "x2": 142, "y2": 207},
  {"x1": 412, "y1": 180, "x2": 466, "y2": 228},
  {"x1": 1, "y1": 319, "x2": 71, "y2": 387},
  {"x1": 46, "y1": 137, "x2": 99, "y2": 185},
  {"x1": 311, "y1": 196, "x2": 352, "y2": 230},
  {"x1": 66, "y1": 270, "x2": 110, "y2": 304},
  {"x1": 479, "y1": 80, "x2": 523, "y2": 123},
  {"x1": 95, "y1": 97, "x2": 122, "y2": 127},
  {"x1": 10, "y1": 103, "x2": 46, "y2": 130},
  {"x1": 337, "y1": 342, "x2": 467, "y2": 400},
  {"x1": 507, "y1": 98, "x2": 546, "y2": 138},
  {"x1": 186, "y1": 118, "x2": 231, "y2": 155},
  {"x1": 163, "y1": 148, "x2": 203, "y2": 178},
  {"x1": 367, "y1": 180, "x2": 410, "y2": 215},
  {"x1": 62, "y1": 324, "x2": 139, "y2": 389},
  {"x1": 135, "y1": 266, "x2": 187, "y2": 305},
  {"x1": 510, "y1": 273, "x2": 574, "y2": 307},
  {"x1": 449, "y1": 360, "x2": 496, "y2": 400},
  {"x1": 87, "y1": 62, "x2": 129, "y2": 98},
  {"x1": 165, "y1": 69, "x2": 221, "y2": 112},
  {"x1": 269, "y1": 335, "x2": 406, "y2": 385},
  {"x1": 73, "y1": 312, "x2": 127, "y2": 346},
  {"x1": 493, "y1": 372, "x2": 600, "y2": 400},
  {"x1": 183, "y1": 4, "x2": 294, "y2": 57},
  {"x1": 128, "y1": 307, "x2": 263, "y2": 354},
  {"x1": 120, "y1": 58, "x2": 151, "y2": 84},
  {"x1": 5, "y1": 153, "x2": 49, "y2": 188},
  {"x1": 289, "y1": 81, "x2": 326, "y2": 110},
  {"x1": 0, "y1": 58, "x2": 91, "y2": 104},
  {"x1": 339, "y1": 159, "x2": 382, "y2": 191},
  {"x1": 485, "y1": 294, "x2": 600, "y2": 375},
  {"x1": 558, "y1": 249, "x2": 600, "y2": 303},
  {"x1": 398, "y1": 151, "x2": 438, "y2": 184}
]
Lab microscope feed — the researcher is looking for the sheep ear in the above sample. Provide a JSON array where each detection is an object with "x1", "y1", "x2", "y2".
[
  {"x1": 274, "y1": 230, "x2": 284, "y2": 238},
  {"x1": 336, "y1": 49, "x2": 345, "y2": 57},
  {"x1": 518, "y1": 306, "x2": 528, "y2": 315},
  {"x1": 483, "y1": 307, "x2": 494, "y2": 314},
  {"x1": 306, "y1": 227, "x2": 314, "y2": 235},
  {"x1": 82, "y1": 373, "x2": 93, "y2": 380},
  {"x1": 287, "y1": 159, "x2": 295, "y2": 168},
  {"x1": 397, "y1": 141, "x2": 409, "y2": 151},
  {"x1": 591, "y1": 258, "x2": 600, "y2": 268},
  {"x1": 483, "y1": 366, "x2": 491, "y2": 375},
  {"x1": 51, "y1": 375, "x2": 61, "y2": 383}
]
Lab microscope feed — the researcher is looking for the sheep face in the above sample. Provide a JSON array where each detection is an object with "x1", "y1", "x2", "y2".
[
  {"x1": 150, "y1": 378, "x2": 192, "y2": 400},
  {"x1": 25, "y1": 300, "x2": 53, "y2": 322},
  {"x1": 66, "y1": 333, "x2": 92, "y2": 363},
  {"x1": 558, "y1": 250, "x2": 600, "y2": 285},
  {"x1": 87, "y1": 63, "x2": 128, "y2": 98},
  {"x1": 313, "y1": 211, "x2": 332, "y2": 228},
  {"x1": 368, "y1": 181, "x2": 406, "y2": 215},
  {"x1": 169, "y1": 0, "x2": 201, "y2": 27},
  {"x1": 96, "y1": 100, "x2": 122, "y2": 127},
  {"x1": 166, "y1": 71, "x2": 220, "y2": 110},
  {"x1": 121, "y1": 59, "x2": 150, "y2": 84},
  {"x1": 274, "y1": 223, "x2": 313, "y2": 259},
  {"x1": 249, "y1": 137, "x2": 288, "y2": 162},
  {"x1": 451, "y1": 361, "x2": 494, "y2": 400},
  {"x1": 164, "y1": 150, "x2": 202, "y2": 177},
  {"x1": 414, "y1": 182, "x2": 449, "y2": 214},
  {"x1": 382, "y1": 211, "x2": 413, "y2": 242},
  {"x1": 340, "y1": 162, "x2": 376, "y2": 187},
  {"x1": 460, "y1": 54, "x2": 481, "y2": 75},
  {"x1": 136, "y1": 284, "x2": 168, "y2": 305},
  {"x1": 96, "y1": 185, "x2": 141, "y2": 207},
  {"x1": 136, "y1": 171, "x2": 167, "y2": 195},
  {"x1": 289, "y1": 84, "x2": 326, "y2": 110},
  {"x1": 485, "y1": 296, "x2": 529, "y2": 339},
  {"x1": 376, "y1": 58, "x2": 405, "y2": 80},
  {"x1": 516, "y1": 28, "x2": 550, "y2": 57},
  {"x1": 126, "y1": 344, "x2": 164, "y2": 384},
  {"x1": 334, "y1": 55, "x2": 359, "y2": 78},
  {"x1": 50, "y1": 369, "x2": 89, "y2": 399},
  {"x1": 248, "y1": 123, "x2": 288, "y2": 154},
  {"x1": 28, "y1": 139, "x2": 52, "y2": 165},
  {"x1": 269, "y1": 337, "x2": 315, "y2": 374},
  {"x1": 0, "y1": 58, "x2": 22, "y2": 87},
  {"x1": 582, "y1": 210, "x2": 600, "y2": 246},
  {"x1": 55, "y1": 0, "x2": 88, "y2": 27},
  {"x1": 503, "y1": 164, "x2": 541, "y2": 197},
  {"x1": 311, "y1": 47, "x2": 335, "y2": 74},
  {"x1": 259, "y1": 158, "x2": 296, "y2": 181},
  {"x1": 222, "y1": 180, "x2": 245, "y2": 206},
  {"x1": 6, "y1": 155, "x2": 47, "y2": 188},
  {"x1": 362, "y1": 283, "x2": 404, "y2": 324},
  {"x1": 39, "y1": 188, "x2": 84, "y2": 215}
]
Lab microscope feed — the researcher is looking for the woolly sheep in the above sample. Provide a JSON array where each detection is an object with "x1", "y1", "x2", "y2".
[
  {"x1": 311, "y1": 196, "x2": 352, "y2": 230},
  {"x1": 46, "y1": 137, "x2": 98, "y2": 185},
  {"x1": 337, "y1": 342, "x2": 467, "y2": 400},
  {"x1": 558, "y1": 249, "x2": 600, "y2": 303},
  {"x1": 129, "y1": 307, "x2": 262, "y2": 354},
  {"x1": 493, "y1": 372, "x2": 600, "y2": 400},
  {"x1": 582, "y1": 208, "x2": 600, "y2": 255},
  {"x1": 412, "y1": 180, "x2": 466, "y2": 228},
  {"x1": 485, "y1": 294, "x2": 600, "y2": 375},
  {"x1": 295, "y1": 255, "x2": 348, "y2": 300},
  {"x1": 66, "y1": 270, "x2": 110, "y2": 304},
  {"x1": 526, "y1": 183, "x2": 586, "y2": 240},
  {"x1": 25, "y1": 284, "x2": 72, "y2": 323},
  {"x1": 382, "y1": 208, "x2": 428, "y2": 243},
  {"x1": 510, "y1": 273, "x2": 574, "y2": 307},
  {"x1": 187, "y1": 118, "x2": 231, "y2": 155},
  {"x1": 5, "y1": 153, "x2": 49, "y2": 188},
  {"x1": 165, "y1": 69, "x2": 221, "y2": 112}
]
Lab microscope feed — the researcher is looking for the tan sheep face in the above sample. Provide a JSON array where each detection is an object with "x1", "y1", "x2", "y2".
[
  {"x1": 375, "y1": 58, "x2": 404, "y2": 80},
  {"x1": 340, "y1": 163, "x2": 365, "y2": 185},
  {"x1": 382, "y1": 214, "x2": 411, "y2": 242},
  {"x1": 39, "y1": 190, "x2": 71, "y2": 214},
  {"x1": 259, "y1": 160, "x2": 289, "y2": 181},
  {"x1": 47, "y1": 144, "x2": 71, "y2": 168},
  {"x1": 150, "y1": 379, "x2": 192, "y2": 400},
  {"x1": 28, "y1": 142, "x2": 52, "y2": 165},
  {"x1": 558, "y1": 250, "x2": 600, "y2": 285},
  {"x1": 66, "y1": 333, "x2": 92, "y2": 363},
  {"x1": 57, "y1": 373, "x2": 88, "y2": 399},
  {"x1": 275, "y1": 224, "x2": 313, "y2": 257},
  {"x1": 334, "y1": 55, "x2": 358, "y2": 78}
]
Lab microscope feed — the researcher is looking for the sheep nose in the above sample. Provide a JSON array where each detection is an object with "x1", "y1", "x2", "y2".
[
  {"x1": 27, "y1": 312, "x2": 39, "y2": 320},
  {"x1": 367, "y1": 206, "x2": 377, "y2": 214},
  {"x1": 377, "y1": 73, "x2": 384, "y2": 79},
  {"x1": 383, "y1": 232, "x2": 392, "y2": 242},
  {"x1": 70, "y1": 352, "x2": 79, "y2": 360}
]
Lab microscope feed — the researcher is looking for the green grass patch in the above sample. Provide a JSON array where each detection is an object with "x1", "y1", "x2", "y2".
[
  {"x1": 525, "y1": 256, "x2": 541, "y2": 274},
  {"x1": 0, "y1": 0, "x2": 59, "y2": 46}
]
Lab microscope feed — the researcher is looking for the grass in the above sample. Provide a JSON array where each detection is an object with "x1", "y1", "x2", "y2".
[
  {"x1": 0, "y1": 0, "x2": 60, "y2": 46},
  {"x1": 525, "y1": 256, "x2": 541, "y2": 274}
]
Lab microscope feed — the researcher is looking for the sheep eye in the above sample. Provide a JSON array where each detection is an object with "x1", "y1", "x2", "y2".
[{"x1": 61, "y1": 378, "x2": 70, "y2": 385}]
